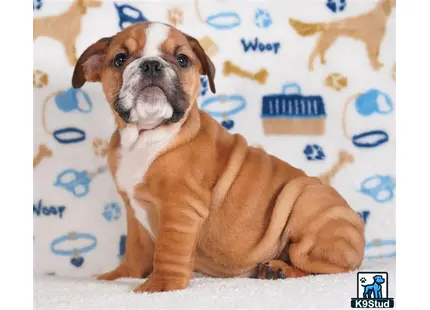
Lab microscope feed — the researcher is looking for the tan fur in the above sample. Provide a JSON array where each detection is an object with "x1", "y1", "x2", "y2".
[
  {"x1": 290, "y1": 0, "x2": 396, "y2": 71},
  {"x1": 33, "y1": 0, "x2": 102, "y2": 66},
  {"x1": 73, "y1": 22, "x2": 365, "y2": 293}
]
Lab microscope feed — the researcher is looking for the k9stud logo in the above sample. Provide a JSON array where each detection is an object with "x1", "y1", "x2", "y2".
[{"x1": 351, "y1": 272, "x2": 394, "y2": 308}]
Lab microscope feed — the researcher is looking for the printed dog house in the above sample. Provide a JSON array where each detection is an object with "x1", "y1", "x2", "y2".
[{"x1": 261, "y1": 84, "x2": 327, "y2": 135}]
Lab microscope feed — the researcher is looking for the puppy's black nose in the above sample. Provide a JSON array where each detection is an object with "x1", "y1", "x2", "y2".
[{"x1": 140, "y1": 60, "x2": 163, "y2": 76}]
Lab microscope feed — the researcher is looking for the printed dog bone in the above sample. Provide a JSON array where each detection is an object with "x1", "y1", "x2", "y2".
[
  {"x1": 241, "y1": 38, "x2": 281, "y2": 54},
  {"x1": 223, "y1": 60, "x2": 268, "y2": 84},
  {"x1": 33, "y1": 144, "x2": 53, "y2": 169},
  {"x1": 199, "y1": 36, "x2": 219, "y2": 57},
  {"x1": 319, "y1": 150, "x2": 354, "y2": 185}
]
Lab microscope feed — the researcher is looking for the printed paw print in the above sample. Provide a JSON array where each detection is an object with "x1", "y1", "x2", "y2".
[
  {"x1": 103, "y1": 203, "x2": 121, "y2": 222},
  {"x1": 360, "y1": 277, "x2": 367, "y2": 283},
  {"x1": 304, "y1": 144, "x2": 326, "y2": 161},
  {"x1": 326, "y1": 0, "x2": 347, "y2": 13},
  {"x1": 92, "y1": 138, "x2": 109, "y2": 157},
  {"x1": 200, "y1": 76, "x2": 208, "y2": 97},
  {"x1": 254, "y1": 8, "x2": 272, "y2": 29},
  {"x1": 33, "y1": 0, "x2": 42, "y2": 10}
]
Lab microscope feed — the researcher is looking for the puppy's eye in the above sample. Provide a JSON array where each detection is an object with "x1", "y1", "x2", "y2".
[
  {"x1": 114, "y1": 53, "x2": 127, "y2": 67},
  {"x1": 177, "y1": 54, "x2": 189, "y2": 68}
]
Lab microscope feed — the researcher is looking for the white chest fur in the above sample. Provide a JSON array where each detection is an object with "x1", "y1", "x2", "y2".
[{"x1": 116, "y1": 125, "x2": 179, "y2": 238}]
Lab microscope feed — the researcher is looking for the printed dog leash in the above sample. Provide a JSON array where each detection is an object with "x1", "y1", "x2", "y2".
[
  {"x1": 42, "y1": 88, "x2": 93, "y2": 144},
  {"x1": 342, "y1": 90, "x2": 393, "y2": 148}
]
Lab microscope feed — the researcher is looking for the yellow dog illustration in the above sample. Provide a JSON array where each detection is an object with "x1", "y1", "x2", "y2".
[
  {"x1": 290, "y1": 0, "x2": 396, "y2": 71},
  {"x1": 33, "y1": 0, "x2": 102, "y2": 66}
]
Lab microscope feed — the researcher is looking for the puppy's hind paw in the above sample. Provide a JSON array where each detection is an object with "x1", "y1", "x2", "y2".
[{"x1": 256, "y1": 260, "x2": 309, "y2": 279}]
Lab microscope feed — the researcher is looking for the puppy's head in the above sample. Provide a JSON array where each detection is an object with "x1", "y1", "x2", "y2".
[{"x1": 72, "y1": 22, "x2": 215, "y2": 131}]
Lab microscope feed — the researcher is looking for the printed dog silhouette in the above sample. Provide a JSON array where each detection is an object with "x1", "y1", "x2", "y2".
[
  {"x1": 33, "y1": 0, "x2": 102, "y2": 66},
  {"x1": 289, "y1": 0, "x2": 396, "y2": 71},
  {"x1": 362, "y1": 275, "x2": 385, "y2": 298}
]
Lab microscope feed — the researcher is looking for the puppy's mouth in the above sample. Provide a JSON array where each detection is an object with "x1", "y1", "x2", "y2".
[
  {"x1": 115, "y1": 75, "x2": 189, "y2": 130},
  {"x1": 134, "y1": 84, "x2": 168, "y2": 106}
]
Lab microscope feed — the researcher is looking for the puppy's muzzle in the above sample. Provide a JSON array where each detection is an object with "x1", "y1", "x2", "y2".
[
  {"x1": 140, "y1": 60, "x2": 164, "y2": 77},
  {"x1": 115, "y1": 103, "x2": 132, "y2": 123}
]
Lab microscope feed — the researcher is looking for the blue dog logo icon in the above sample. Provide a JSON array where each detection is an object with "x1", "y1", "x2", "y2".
[
  {"x1": 362, "y1": 275, "x2": 385, "y2": 299},
  {"x1": 351, "y1": 272, "x2": 394, "y2": 308}
]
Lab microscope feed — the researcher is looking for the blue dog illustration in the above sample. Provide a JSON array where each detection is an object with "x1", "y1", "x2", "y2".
[{"x1": 362, "y1": 275, "x2": 385, "y2": 298}]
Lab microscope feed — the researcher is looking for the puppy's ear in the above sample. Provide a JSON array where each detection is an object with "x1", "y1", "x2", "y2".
[
  {"x1": 72, "y1": 36, "x2": 112, "y2": 88},
  {"x1": 184, "y1": 34, "x2": 216, "y2": 94}
]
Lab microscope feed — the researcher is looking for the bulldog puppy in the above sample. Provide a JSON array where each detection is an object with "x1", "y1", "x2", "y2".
[{"x1": 72, "y1": 21, "x2": 365, "y2": 293}]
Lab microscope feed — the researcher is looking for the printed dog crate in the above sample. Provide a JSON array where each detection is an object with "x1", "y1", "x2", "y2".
[{"x1": 261, "y1": 83, "x2": 327, "y2": 135}]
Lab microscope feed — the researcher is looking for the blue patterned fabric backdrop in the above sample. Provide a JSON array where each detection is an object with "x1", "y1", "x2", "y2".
[{"x1": 33, "y1": 0, "x2": 396, "y2": 277}]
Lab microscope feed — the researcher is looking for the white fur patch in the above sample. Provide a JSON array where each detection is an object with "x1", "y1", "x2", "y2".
[
  {"x1": 129, "y1": 199, "x2": 153, "y2": 236},
  {"x1": 116, "y1": 124, "x2": 181, "y2": 239},
  {"x1": 135, "y1": 100, "x2": 174, "y2": 131},
  {"x1": 143, "y1": 23, "x2": 170, "y2": 57},
  {"x1": 120, "y1": 126, "x2": 139, "y2": 150}
]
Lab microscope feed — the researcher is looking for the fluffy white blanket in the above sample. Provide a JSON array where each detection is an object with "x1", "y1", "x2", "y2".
[{"x1": 34, "y1": 258, "x2": 395, "y2": 310}]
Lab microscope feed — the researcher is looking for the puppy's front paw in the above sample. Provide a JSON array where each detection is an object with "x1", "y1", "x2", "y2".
[
  {"x1": 133, "y1": 275, "x2": 189, "y2": 293},
  {"x1": 96, "y1": 264, "x2": 142, "y2": 281}
]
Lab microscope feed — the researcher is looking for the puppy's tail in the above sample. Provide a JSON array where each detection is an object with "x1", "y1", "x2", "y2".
[{"x1": 289, "y1": 18, "x2": 326, "y2": 36}]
